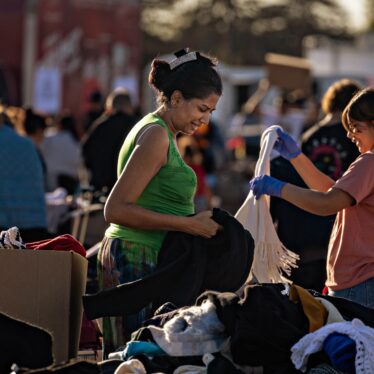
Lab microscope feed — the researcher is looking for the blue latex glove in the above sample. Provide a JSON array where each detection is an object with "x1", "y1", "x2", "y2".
[
  {"x1": 273, "y1": 128, "x2": 301, "y2": 160},
  {"x1": 323, "y1": 332, "x2": 356, "y2": 374},
  {"x1": 249, "y1": 175, "x2": 286, "y2": 199}
]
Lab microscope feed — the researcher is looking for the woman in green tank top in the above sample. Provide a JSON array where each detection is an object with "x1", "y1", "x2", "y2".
[{"x1": 97, "y1": 48, "x2": 223, "y2": 356}]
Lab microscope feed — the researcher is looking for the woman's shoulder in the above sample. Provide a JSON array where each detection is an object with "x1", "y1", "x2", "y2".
[
  {"x1": 136, "y1": 112, "x2": 166, "y2": 127},
  {"x1": 356, "y1": 150, "x2": 374, "y2": 162},
  {"x1": 346, "y1": 151, "x2": 374, "y2": 176},
  {"x1": 136, "y1": 123, "x2": 169, "y2": 149}
]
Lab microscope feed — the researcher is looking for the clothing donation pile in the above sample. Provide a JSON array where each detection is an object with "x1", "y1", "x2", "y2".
[{"x1": 18, "y1": 284, "x2": 374, "y2": 374}]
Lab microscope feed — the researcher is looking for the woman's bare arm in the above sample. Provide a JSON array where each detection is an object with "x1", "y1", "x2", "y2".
[
  {"x1": 290, "y1": 153, "x2": 336, "y2": 192},
  {"x1": 281, "y1": 183, "x2": 355, "y2": 216},
  {"x1": 104, "y1": 125, "x2": 219, "y2": 238}
]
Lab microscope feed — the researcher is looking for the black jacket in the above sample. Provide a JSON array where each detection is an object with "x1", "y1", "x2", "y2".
[
  {"x1": 82, "y1": 111, "x2": 137, "y2": 191},
  {"x1": 83, "y1": 208, "x2": 254, "y2": 319}
]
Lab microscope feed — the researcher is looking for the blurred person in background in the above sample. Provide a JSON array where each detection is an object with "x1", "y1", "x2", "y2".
[
  {"x1": 266, "y1": 89, "x2": 310, "y2": 142},
  {"x1": 270, "y1": 79, "x2": 362, "y2": 292},
  {"x1": 234, "y1": 78, "x2": 270, "y2": 130},
  {"x1": 242, "y1": 79, "x2": 314, "y2": 143},
  {"x1": 178, "y1": 135, "x2": 213, "y2": 212},
  {"x1": 192, "y1": 119, "x2": 225, "y2": 190},
  {"x1": 98, "y1": 48, "x2": 222, "y2": 355},
  {"x1": 0, "y1": 106, "x2": 48, "y2": 242},
  {"x1": 23, "y1": 108, "x2": 47, "y2": 178},
  {"x1": 83, "y1": 90, "x2": 104, "y2": 133},
  {"x1": 229, "y1": 79, "x2": 317, "y2": 160},
  {"x1": 82, "y1": 88, "x2": 137, "y2": 194},
  {"x1": 41, "y1": 113, "x2": 82, "y2": 194},
  {"x1": 301, "y1": 79, "x2": 361, "y2": 178},
  {"x1": 250, "y1": 87, "x2": 374, "y2": 308}
]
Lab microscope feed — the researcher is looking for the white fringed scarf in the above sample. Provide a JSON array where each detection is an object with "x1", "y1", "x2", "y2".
[{"x1": 235, "y1": 125, "x2": 299, "y2": 283}]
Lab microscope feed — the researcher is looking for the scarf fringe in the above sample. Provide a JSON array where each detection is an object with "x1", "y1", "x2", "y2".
[{"x1": 252, "y1": 241, "x2": 299, "y2": 284}]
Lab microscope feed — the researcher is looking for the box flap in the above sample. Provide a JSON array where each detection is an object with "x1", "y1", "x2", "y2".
[{"x1": 68, "y1": 251, "x2": 88, "y2": 358}]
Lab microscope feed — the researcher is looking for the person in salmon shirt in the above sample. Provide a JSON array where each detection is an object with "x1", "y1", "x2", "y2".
[{"x1": 249, "y1": 87, "x2": 374, "y2": 308}]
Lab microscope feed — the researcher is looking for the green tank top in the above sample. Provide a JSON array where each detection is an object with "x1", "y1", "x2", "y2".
[{"x1": 105, "y1": 112, "x2": 197, "y2": 249}]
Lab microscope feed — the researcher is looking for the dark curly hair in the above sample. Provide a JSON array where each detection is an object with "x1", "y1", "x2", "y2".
[{"x1": 321, "y1": 79, "x2": 362, "y2": 115}]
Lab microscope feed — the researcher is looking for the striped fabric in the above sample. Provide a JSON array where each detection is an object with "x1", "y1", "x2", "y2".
[{"x1": 97, "y1": 236, "x2": 158, "y2": 357}]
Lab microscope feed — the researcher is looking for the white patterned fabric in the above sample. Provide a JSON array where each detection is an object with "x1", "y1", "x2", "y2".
[
  {"x1": 114, "y1": 359, "x2": 147, "y2": 374},
  {"x1": 291, "y1": 319, "x2": 374, "y2": 373},
  {"x1": 0, "y1": 227, "x2": 25, "y2": 249},
  {"x1": 235, "y1": 125, "x2": 299, "y2": 283},
  {"x1": 148, "y1": 299, "x2": 228, "y2": 357}
]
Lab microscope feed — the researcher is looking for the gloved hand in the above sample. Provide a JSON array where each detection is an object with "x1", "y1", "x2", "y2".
[
  {"x1": 249, "y1": 175, "x2": 286, "y2": 200},
  {"x1": 274, "y1": 128, "x2": 301, "y2": 160},
  {"x1": 323, "y1": 332, "x2": 356, "y2": 374}
]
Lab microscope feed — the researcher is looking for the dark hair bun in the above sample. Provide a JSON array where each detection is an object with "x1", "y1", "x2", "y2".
[{"x1": 148, "y1": 59, "x2": 171, "y2": 92}]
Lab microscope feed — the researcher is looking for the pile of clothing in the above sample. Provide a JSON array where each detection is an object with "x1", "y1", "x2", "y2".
[
  {"x1": 89, "y1": 283, "x2": 374, "y2": 374},
  {"x1": 13, "y1": 283, "x2": 374, "y2": 374}
]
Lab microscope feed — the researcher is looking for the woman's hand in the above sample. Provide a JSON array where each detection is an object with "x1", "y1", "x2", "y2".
[
  {"x1": 274, "y1": 128, "x2": 301, "y2": 160},
  {"x1": 186, "y1": 211, "x2": 221, "y2": 238}
]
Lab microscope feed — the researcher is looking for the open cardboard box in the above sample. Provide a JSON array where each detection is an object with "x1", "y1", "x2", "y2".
[{"x1": 0, "y1": 249, "x2": 87, "y2": 364}]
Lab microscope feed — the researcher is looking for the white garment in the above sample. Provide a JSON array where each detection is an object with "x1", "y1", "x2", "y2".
[
  {"x1": 315, "y1": 297, "x2": 345, "y2": 325},
  {"x1": 114, "y1": 359, "x2": 147, "y2": 374},
  {"x1": 291, "y1": 318, "x2": 374, "y2": 373},
  {"x1": 148, "y1": 299, "x2": 228, "y2": 357},
  {"x1": 45, "y1": 187, "x2": 69, "y2": 233},
  {"x1": 0, "y1": 227, "x2": 25, "y2": 249},
  {"x1": 40, "y1": 129, "x2": 82, "y2": 191},
  {"x1": 173, "y1": 365, "x2": 206, "y2": 374},
  {"x1": 108, "y1": 351, "x2": 123, "y2": 360},
  {"x1": 172, "y1": 354, "x2": 215, "y2": 374},
  {"x1": 235, "y1": 125, "x2": 299, "y2": 283}
]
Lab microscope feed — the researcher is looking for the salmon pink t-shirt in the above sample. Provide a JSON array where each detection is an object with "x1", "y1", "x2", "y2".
[{"x1": 326, "y1": 151, "x2": 374, "y2": 291}]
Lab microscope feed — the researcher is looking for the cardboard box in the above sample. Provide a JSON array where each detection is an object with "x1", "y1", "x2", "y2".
[
  {"x1": 0, "y1": 249, "x2": 87, "y2": 364},
  {"x1": 265, "y1": 53, "x2": 311, "y2": 95}
]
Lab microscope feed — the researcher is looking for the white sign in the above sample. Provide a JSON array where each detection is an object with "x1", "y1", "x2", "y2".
[{"x1": 33, "y1": 66, "x2": 62, "y2": 114}]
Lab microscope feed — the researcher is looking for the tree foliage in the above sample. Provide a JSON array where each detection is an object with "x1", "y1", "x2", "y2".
[
  {"x1": 141, "y1": 0, "x2": 351, "y2": 66},
  {"x1": 367, "y1": 0, "x2": 374, "y2": 30}
]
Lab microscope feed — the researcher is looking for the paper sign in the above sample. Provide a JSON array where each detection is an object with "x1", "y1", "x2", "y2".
[{"x1": 33, "y1": 66, "x2": 62, "y2": 114}]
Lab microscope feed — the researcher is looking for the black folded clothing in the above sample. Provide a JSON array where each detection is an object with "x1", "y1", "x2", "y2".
[{"x1": 0, "y1": 312, "x2": 53, "y2": 373}]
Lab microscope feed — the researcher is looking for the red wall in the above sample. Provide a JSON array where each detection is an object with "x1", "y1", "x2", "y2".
[
  {"x1": 0, "y1": 0, "x2": 142, "y2": 114},
  {"x1": 0, "y1": 0, "x2": 24, "y2": 104},
  {"x1": 36, "y1": 0, "x2": 142, "y2": 117}
]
